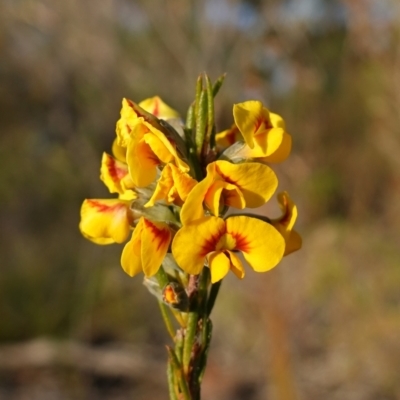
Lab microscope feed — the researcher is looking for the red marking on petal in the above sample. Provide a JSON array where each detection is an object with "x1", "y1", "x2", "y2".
[
  {"x1": 127, "y1": 99, "x2": 155, "y2": 124},
  {"x1": 152, "y1": 98, "x2": 160, "y2": 117},
  {"x1": 218, "y1": 172, "x2": 238, "y2": 187},
  {"x1": 279, "y1": 197, "x2": 291, "y2": 226},
  {"x1": 143, "y1": 219, "x2": 171, "y2": 251},
  {"x1": 106, "y1": 157, "x2": 128, "y2": 182},
  {"x1": 200, "y1": 224, "x2": 227, "y2": 256},
  {"x1": 86, "y1": 200, "x2": 126, "y2": 213},
  {"x1": 231, "y1": 231, "x2": 251, "y2": 253},
  {"x1": 254, "y1": 116, "x2": 272, "y2": 133}
]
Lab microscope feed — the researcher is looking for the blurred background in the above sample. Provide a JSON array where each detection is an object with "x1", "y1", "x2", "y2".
[{"x1": 1, "y1": 0, "x2": 400, "y2": 399}]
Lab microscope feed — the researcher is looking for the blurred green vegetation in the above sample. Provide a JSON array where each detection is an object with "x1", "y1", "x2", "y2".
[{"x1": 1, "y1": 0, "x2": 400, "y2": 399}]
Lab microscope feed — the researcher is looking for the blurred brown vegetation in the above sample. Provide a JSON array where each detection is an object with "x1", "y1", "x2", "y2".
[{"x1": 1, "y1": 0, "x2": 400, "y2": 399}]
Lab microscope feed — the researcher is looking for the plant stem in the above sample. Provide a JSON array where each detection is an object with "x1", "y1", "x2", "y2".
[{"x1": 158, "y1": 300, "x2": 176, "y2": 340}]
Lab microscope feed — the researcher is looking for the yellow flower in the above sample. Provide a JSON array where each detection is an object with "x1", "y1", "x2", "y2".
[
  {"x1": 233, "y1": 100, "x2": 292, "y2": 162},
  {"x1": 121, "y1": 217, "x2": 172, "y2": 277},
  {"x1": 271, "y1": 192, "x2": 302, "y2": 255},
  {"x1": 126, "y1": 119, "x2": 190, "y2": 187},
  {"x1": 172, "y1": 216, "x2": 285, "y2": 283},
  {"x1": 180, "y1": 160, "x2": 278, "y2": 225},
  {"x1": 115, "y1": 98, "x2": 189, "y2": 188},
  {"x1": 145, "y1": 164, "x2": 197, "y2": 207},
  {"x1": 79, "y1": 199, "x2": 133, "y2": 244},
  {"x1": 138, "y1": 96, "x2": 180, "y2": 120},
  {"x1": 115, "y1": 97, "x2": 179, "y2": 149},
  {"x1": 100, "y1": 153, "x2": 136, "y2": 200}
]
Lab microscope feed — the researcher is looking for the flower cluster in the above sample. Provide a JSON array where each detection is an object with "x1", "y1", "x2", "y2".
[{"x1": 79, "y1": 76, "x2": 301, "y2": 285}]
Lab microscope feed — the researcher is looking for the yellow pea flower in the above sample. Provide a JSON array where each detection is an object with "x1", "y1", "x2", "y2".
[
  {"x1": 180, "y1": 160, "x2": 278, "y2": 225},
  {"x1": 121, "y1": 217, "x2": 172, "y2": 278},
  {"x1": 138, "y1": 96, "x2": 180, "y2": 120},
  {"x1": 126, "y1": 120, "x2": 190, "y2": 187},
  {"x1": 233, "y1": 100, "x2": 292, "y2": 162},
  {"x1": 79, "y1": 199, "x2": 133, "y2": 244},
  {"x1": 115, "y1": 97, "x2": 179, "y2": 147},
  {"x1": 145, "y1": 164, "x2": 197, "y2": 207},
  {"x1": 115, "y1": 98, "x2": 189, "y2": 187},
  {"x1": 100, "y1": 153, "x2": 137, "y2": 200},
  {"x1": 271, "y1": 192, "x2": 302, "y2": 255},
  {"x1": 172, "y1": 216, "x2": 285, "y2": 283}
]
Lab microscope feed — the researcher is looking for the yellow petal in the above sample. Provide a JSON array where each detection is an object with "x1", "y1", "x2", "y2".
[
  {"x1": 126, "y1": 133, "x2": 159, "y2": 187},
  {"x1": 233, "y1": 101, "x2": 266, "y2": 149},
  {"x1": 271, "y1": 192, "x2": 302, "y2": 255},
  {"x1": 112, "y1": 138, "x2": 127, "y2": 162},
  {"x1": 115, "y1": 98, "x2": 139, "y2": 148},
  {"x1": 207, "y1": 250, "x2": 246, "y2": 283},
  {"x1": 215, "y1": 124, "x2": 242, "y2": 148},
  {"x1": 215, "y1": 160, "x2": 278, "y2": 208},
  {"x1": 144, "y1": 131, "x2": 175, "y2": 165},
  {"x1": 284, "y1": 230, "x2": 302, "y2": 256},
  {"x1": 260, "y1": 132, "x2": 292, "y2": 163},
  {"x1": 140, "y1": 218, "x2": 171, "y2": 277},
  {"x1": 172, "y1": 217, "x2": 226, "y2": 275},
  {"x1": 138, "y1": 96, "x2": 180, "y2": 120},
  {"x1": 100, "y1": 153, "x2": 137, "y2": 200},
  {"x1": 208, "y1": 251, "x2": 231, "y2": 283},
  {"x1": 121, "y1": 218, "x2": 144, "y2": 277},
  {"x1": 79, "y1": 199, "x2": 131, "y2": 244},
  {"x1": 204, "y1": 180, "x2": 245, "y2": 215},
  {"x1": 226, "y1": 216, "x2": 285, "y2": 272},
  {"x1": 226, "y1": 250, "x2": 245, "y2": 279},
  {"x1": 270, "y1": 112, "x2": 286, "y2": 129},
  {"x1": 180, "y1": 165, "x2": 216, "y2": 225},
  {"x1": 145, "y1": 164, "x2": 197, "y2": 207},
  {"x1": 233, "y1": 101, "x2": 292, "y2": 160},
  {"x1": 144, "y1": 122, "x2": 189, "y2": 172}
]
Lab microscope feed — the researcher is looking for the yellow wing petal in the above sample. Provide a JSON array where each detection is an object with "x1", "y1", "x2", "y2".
[
  {"x1": 138, "y1": 96, "x2": 180, "y2": 119},
  {"x1": 140, "y1": 219, "x2": 171, "y2": 277},
  {"x1": 215, "y1": 160, "x2": 278, "y2": 208},
  {"x1": 226, "y1": 216, "x2": 285, "y2": 272},
  {"x1": 172, "y1": 217, "x2": 226, "y2": 275},
  {"x1": 121, "y1": 218, "x2": 144, "y2": 277},
  {"x1": 79, "y1": 199, "x2": 131, "y2": 244}
]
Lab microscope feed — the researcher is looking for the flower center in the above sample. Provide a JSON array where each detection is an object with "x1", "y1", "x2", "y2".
[{"x1": 215, "y1": 232, "x2": 237, "y2": 252}]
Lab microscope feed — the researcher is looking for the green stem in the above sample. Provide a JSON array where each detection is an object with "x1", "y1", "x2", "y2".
[
  {"x1": 198, "y1": 318, "x2": 213, "y2": 383},
  {"x1": 155, "y1": 267, "x2": 170, "y2": 289},
  {"x1": 182, "y1": 310, "x2": 198, "y2": 375},
  {"x1": 167, "y1": 346, "x2": 191, "y2": 400},
  {"x1": 158, "y1": 300, "x2": 176, "y2": 340},
  {"x1": 167, "y1": 361, "x2": 179, "y2": 400}
]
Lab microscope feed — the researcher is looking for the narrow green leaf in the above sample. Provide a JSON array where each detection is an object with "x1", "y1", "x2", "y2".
[
  {"x1": 158, "y1": 300, "x2": 176, "y2": 340},
  {"x1": 186, "y1": 102, "x2": 195, "y2": 130},
  {"x1": 167, "y1": 346, "x2": 191, "y2": 400},
  {"x1": 167, "y1": 361, "x2": 179, "y2": 400},
  {"x1": 207, "y1": 280, "x2": 222, "y2": 316},
  {"x1": 195, "y1": 90, "x2": 207, "y2": 156},
  {"x1": 212, "y1": 73, "x2": 226, "y2": 97},
  {"x1": 205, "y1": 74, "x2": 215, "y2": 147}
]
